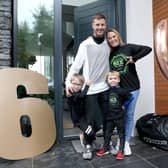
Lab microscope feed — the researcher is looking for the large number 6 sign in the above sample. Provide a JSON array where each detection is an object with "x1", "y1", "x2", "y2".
[{"x1": 0, "y1": 68, "x2": 56, "y2": 160}]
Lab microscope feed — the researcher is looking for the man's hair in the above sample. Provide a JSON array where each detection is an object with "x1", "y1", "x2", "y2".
[
  {"x1": 70, "y1": 73, "x2": 85, "y2": 85},
  {"x1": 92, "y1": 13, "x2": 106, "y2": 22}
]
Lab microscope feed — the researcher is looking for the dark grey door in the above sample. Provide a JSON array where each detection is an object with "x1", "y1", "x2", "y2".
[
  {"x1": 71, "y1": 0, "x2": 126, "y2": 131},
  {"x1": 74, "y1": 0, "x2": 126, "y2": 51},
  {"x1": 63, "y1": 0, "x2": 126, "y2": 138}
]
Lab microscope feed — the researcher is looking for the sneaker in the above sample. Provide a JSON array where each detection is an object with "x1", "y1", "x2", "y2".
[
  {"x1": 124, "y1": 142, "x2": 132, "y2": 156},
  {"x1": 116, "y1": 151, "x2": 124, "y2": 160},
  {"x1": 79, "y1": 133, "x2": 85, "y2": 148},
  {"x1": 82, "y1": 145, "x2": 93, "y2": 160},
  {"x1": 96, "y1": 148, "x2": 109, "y2": 156}
]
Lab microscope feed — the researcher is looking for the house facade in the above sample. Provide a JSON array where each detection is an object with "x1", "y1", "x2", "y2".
[{"x1": 0, "y1": 0, "x2": 160, "y2": 142}]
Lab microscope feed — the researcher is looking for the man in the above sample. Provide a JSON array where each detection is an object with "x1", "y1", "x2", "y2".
[{"x1": 65, "y1": 13, "x2": 110, "y2": 160}]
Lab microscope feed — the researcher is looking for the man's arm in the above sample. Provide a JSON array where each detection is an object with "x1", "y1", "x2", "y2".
[{"x1": 65, "y1": 43, "x2": 86, "y2": 96}]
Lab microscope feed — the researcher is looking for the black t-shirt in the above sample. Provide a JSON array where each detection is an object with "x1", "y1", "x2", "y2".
[
  {"x1": 105, "y1": 86, "x2": 132, "y2": 120},
  {"x1": 109, "y1": 44, "x2": 152, "y2": 91}
]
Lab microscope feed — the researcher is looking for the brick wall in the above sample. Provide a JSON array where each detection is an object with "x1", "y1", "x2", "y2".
[{"x1": 0, "y1": 0, "x2": 12, "y2": 67}]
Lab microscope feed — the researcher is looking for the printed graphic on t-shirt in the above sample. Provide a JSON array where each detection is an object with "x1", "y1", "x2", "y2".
[
  {"x1": 110, "y1": 53, "x2": 128, "y2": 74},
  {"x1": 110, "y1": 96, "x2": 117, "y2": 104},
  {"x1": 109, "y1": 93, "x2": 120, "y2": 106}
]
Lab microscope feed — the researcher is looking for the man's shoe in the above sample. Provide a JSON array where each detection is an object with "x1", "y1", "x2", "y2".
[
  {"x1": 96, "y1": 148, "x2": 109, "y2": 156},
  {"x1": 124, "y1": 142, "x2": 132, "y2": 156},
  {"x1": 116, "y1": 151, "x2": 124, "y2": 160},
  {"x1": 82, "y1": 145, "x2": 93, "y2": 160}
]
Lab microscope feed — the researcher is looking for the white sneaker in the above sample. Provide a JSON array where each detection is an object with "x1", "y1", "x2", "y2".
[
  {"x1": 124, "y1": 142, "x2": 132, "y2": 156},
  {"x1": 82, "y1": 145, "x2": 93, "y2": 160}
]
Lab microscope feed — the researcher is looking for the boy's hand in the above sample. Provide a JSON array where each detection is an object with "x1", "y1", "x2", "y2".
[
  {"x1": 66, "y1": 85, "x2": 73, "y2": 97},
  {"x1": 86, "y1": 80, "x2": 92, "y2": 86}
]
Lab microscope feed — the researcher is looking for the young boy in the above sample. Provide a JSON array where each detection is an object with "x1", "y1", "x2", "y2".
[
  {"x1": 96, "y1": 71, "x2": 132, "y2": 160},
  {"x1": 67, "y1": 73, "x2": 95, "y2": 139}
]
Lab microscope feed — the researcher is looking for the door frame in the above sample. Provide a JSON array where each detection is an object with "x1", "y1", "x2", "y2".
[
  {"x1": 54, "y1": 0, "x2": 63, "y2": 143},
  {"x1": 53, "y1": 0, "x2": 126, "y2": 142},
  {"x1": 13, "y1": 0, "x2": 126, "y2": 143}
]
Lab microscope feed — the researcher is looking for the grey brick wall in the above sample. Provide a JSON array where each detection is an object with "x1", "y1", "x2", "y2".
[{"x1": 0, "y1": 0, "x2": 12, "y2": 67}]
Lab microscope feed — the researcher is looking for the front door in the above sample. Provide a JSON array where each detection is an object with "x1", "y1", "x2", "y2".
[{"x1": 62, "y1": 0, "x2": 126, "y2": 138}]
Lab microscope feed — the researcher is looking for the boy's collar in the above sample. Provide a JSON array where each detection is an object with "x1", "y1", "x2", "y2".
[{"x1": 110, "y1": 85, "x2": 120, "y2": 89}]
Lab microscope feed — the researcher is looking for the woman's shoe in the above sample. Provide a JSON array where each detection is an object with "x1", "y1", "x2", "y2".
[{"x1": 124, "y1": 142, "x2": 132, "y2": 156}]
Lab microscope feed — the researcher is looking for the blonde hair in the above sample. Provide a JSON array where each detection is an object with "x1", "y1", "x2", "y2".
[
  {"x1": 106, "y1": 71, "x2": 120, "y2": 82},
  {"x1": 106, "y1": 28, "x2": 124, "y2": 47},
  {"x1": 70, "y1": 73, "x2": 85, "y2": 85}
]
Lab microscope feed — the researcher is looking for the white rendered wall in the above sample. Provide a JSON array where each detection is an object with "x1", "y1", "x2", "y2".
[{"x1": 126, "y1": 0, "x2": 155, "y2": 136}]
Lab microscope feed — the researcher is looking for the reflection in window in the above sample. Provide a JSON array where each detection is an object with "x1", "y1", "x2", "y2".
[{"x1": 17, "y1": 0, "x2": 54, "y2": 87}]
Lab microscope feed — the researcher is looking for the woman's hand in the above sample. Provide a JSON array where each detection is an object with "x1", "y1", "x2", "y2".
[{"x1": 126, "y1": 56, "x2": 134, "y2": 65}]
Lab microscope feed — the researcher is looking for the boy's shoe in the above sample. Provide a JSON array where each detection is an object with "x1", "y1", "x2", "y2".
[
  {"x1": 82, "y1": 145, "x2": 93, "y2": 160},
  {"x1": 96, "y1": 148, "x2": 109, "y2": 156},
  {"x1": 124, "y1": 142, "x2": 132, "y2": 156},
  {"x1": 116, "y1": 151, "x2": 124, "y2": 160}
]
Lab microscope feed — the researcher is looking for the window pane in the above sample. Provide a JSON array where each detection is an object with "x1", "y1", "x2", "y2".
[{"x1": 17, "y1": 0, "x2": 54, "y2": 105}]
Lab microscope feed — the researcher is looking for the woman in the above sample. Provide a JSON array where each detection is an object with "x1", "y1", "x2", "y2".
[{"x1": 106, "y1": 28, "x2": 152, "y2": 156}]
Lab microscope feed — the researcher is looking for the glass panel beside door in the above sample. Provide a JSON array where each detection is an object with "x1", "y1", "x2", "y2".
[{"x1": 17, "y1": 0, "x2": 54, "y2": 106}]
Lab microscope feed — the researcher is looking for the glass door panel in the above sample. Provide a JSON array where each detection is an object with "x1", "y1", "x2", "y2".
[{"x1": 17, "y1": 0, "x2": 54, "y2": 106}]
